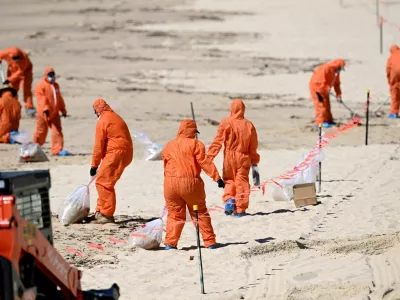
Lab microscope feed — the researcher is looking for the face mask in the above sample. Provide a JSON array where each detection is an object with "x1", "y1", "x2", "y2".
[{"x1": 47, "y1": 76, "x2": 55, "y2": 83}]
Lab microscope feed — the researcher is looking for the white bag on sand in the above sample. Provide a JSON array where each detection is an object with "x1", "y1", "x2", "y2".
[
  {"x1": 144, "y1": 142, "x2": 164, "y2": 161},
  {"x1": 58, "y1": 178, "x2": 95, "y2": 226},
  {"x1": 12, "y1": 131, "x2": 30, "y2": 144},
  {"x1": 19, "y1": 142, "x2": 49, "y2": 163},
  {"x1": 271, "y1": 181, "x2": 293, "y2": 202},
  {"x1": 271, "y1": 148, "x2": 324, "y2": 201},
  {"x1": 128, "y1": 206, "x2": 167, "y2": 250},
  {"x1": 128, "y1": 219, "x2": 163, "y2": 250}
]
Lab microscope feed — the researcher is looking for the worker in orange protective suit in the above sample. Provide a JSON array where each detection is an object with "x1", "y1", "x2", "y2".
[
  {"x1": 208, "y1": 99, "x2": 260, "y2": 218},
  {"x1": 309, "y1": 59, "x2": 346, "y2": 128},
  {"x1": 90, "y1": 99, "x2": 133, "y2": 224},
  {"x1": 162, "y1": 120, "x2": 225, "y2": 250},
  {"x1": 33, "y1": 67, "x2": 71, "y2": 156},
  {"x1": 0, "y1": 47, "x2": 35, "y2": 116},
  {"x1": 386, "y1": 45, "x2": 400, "y2": 119},
  {"x1": 0, "y1": 84, "x2": 21, "y2": 144}
]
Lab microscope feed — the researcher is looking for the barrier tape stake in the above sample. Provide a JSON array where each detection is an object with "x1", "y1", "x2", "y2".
[
  {"x1": 318, "y1": 123, "x2": 322, "y2": 193},
  {"x1": 366, "y1": 90, "x2": 370, "y2": 145},
  {"x1": 379, "y1": 17, "x2": 383, "y2": 54},
  {"x1": 193, "y1": 205, "x2": 205, "y2": 294},
  {"x1": 190, "y1": 102, "x2": 198, "y2": 140}
]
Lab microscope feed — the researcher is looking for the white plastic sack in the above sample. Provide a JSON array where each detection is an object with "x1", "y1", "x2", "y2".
[
  {"x1": 144, "y1": 142, "x2": 164, "y2": 161},
  {"x1": 271, "y1": 147, "x2": 324, "y2": 201},
  {"x1": 19, "y1": 142, "x2": 49, "y2": 163},
  {"x1": 128, "y1": 218, "x2": 163, "y2": 250},
  {"x1": 131, "y1": 129, "x2": 164, "y2": 161},
  {"x1": 12, "y1": 131, "x2": 30, "y2": 144},
  {"x1": 271, "y1": 180, "x2": 293, "y2": 202},
  {"x1": 58, "y1": 179, "x2": 93, "y2": 226},
  {"x1": 128, "y1": 206, "x2": 167, "y2": 250}
]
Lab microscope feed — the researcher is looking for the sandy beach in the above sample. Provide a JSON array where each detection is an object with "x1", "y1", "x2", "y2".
[{"x1": 1, "y1": 0, "x2": 400, "y2": 299}]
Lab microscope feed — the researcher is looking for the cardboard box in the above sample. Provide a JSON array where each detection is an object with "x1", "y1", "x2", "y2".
[{"x1": 293, "y1": 183, "x2": 317, "y2": 208}]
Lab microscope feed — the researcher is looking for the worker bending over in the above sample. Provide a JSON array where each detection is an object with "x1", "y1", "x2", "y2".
[
  {"x1": 33, "y1": 67, "x2": 71, "y2": 156},
  {"x1": 0, "y1": 84, "x2": 21, "y2": 144},
  {"x1": 90, "y1": 99, "x2": 133, "y2": 224},
  {"x1": 162, "y1": 120, "x2": 224, "y2": 250},
  {"x1": 309, "y1": 59, "x2": 346, "y2": 128},
  {"x1": 208, "y1": 99, "x2": 260, "y2": 218},
  {"x1": 386, "y1": 45, "x2": 400, "y2": 119},
  {"x1": 0, "y1": 47, "x2": 35, "y2": 116}
]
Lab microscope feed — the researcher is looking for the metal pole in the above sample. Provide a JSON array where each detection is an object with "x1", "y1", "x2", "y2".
[
  {"x1": 190, "y1": 102, "x2": 198, "y2": 139},
  {"x1": 193, "y1": 205, "x2": 205, "y2": 294},
  {"x1": 318, "y1": 124, "x2": 322, "y2": 193},
  {"x1": 365, "y1": 90, "x2": 370, "y2": 145},
  {"x1": 380, "y1": 17, "x2": 383, "y2": 54}
]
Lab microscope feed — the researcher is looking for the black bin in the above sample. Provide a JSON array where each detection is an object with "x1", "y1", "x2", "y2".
[{"x1": 0, "y1": 170, "x2": 53, "y2": 244}]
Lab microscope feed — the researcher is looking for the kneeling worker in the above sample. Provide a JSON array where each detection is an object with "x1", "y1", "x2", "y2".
[
  {"x1": 309, "y1": 59, "x2": 346, "y2": 128},
  {"x1": 162, "y1": 120, "x2": 225, "y2": 250},
  {"x1": 90, "y1": 99, "x2": 133, "y2": 224},
  {"x1": 0, "y1": 84, "x2": 21, "y2": 144}
]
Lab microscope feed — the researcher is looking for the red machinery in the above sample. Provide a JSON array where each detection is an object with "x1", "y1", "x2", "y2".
[{"x1": 0, "y1": 170, "x2": 120, "y2": 299}]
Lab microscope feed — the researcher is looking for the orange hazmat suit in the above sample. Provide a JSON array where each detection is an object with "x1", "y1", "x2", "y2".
[
  {"x1": 208, "y1": 99, "x2": 260, "y2": 214},
  {"x1": 0, "y1": 47, "x2": 34, "y2": 109},
  {"x1": 386, "y1": 45, "x2": 400, "y2": 115},
  {"x1": 91, "y1": 99, "x2": 133, "y2": 217},
  {"x1": 162, "y1": 120, "x2": 220, "y2": 248},
  {"x1": 0, "y1": 88, "x2": 21, "y2": 143},
  {"x1": 33, "y1": 67, "x2": 67, "y2": 155},
  {"x1": 309, "y1": 59, "x2": 345, "y2": 124}
]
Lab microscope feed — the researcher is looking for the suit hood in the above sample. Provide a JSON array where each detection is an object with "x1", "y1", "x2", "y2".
[
  {"x1": 8, "y1": 47, "x2": 21, "y2": 58},
  {"x1": 177, "y1": 119, "x2": 198, "y2": 139},
  {"x1": 230, "y1": 98, "x2": 245, "y2": 119},
  {"x1": 93, "y1": 98, "x2": 112, "y2": 116},
  {"x1": 390, "y1": 45, "x2": 399, "y2": 54},
  {"x1": 328, "y1": 59, "x2": 346, "y2": 70}
]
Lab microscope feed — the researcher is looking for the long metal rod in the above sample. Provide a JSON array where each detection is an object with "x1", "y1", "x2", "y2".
[
  {"x1": 380, "y1": 17, "x2": 383, "y2": 54},
  {"x1": 190, "y1": 102, "x2": 198, "y2": 139},
  {"x1": 365, "y1": 90, "x2": 370, "y2": 145},
  {"x1": 318, "y1": 124, "x2": 322, "y2": 193},
  {"x1": 193, "y1": 205, "x2": 205, "y2": 294}
]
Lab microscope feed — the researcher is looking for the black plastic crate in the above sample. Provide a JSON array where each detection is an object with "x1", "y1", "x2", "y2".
[{"x1": 0, "y1": 170, "x2": 53, "y2": 244}]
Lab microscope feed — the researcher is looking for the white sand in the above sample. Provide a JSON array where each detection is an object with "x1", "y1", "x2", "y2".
[{"x1": 1, "y1": 0, "x2": 400, "y2": 299}]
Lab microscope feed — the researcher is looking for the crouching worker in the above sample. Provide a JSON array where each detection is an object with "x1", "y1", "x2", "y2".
[
  {"x1": 0, "y1": 47, "x2": 35, "y2": 116},
  {"x1": 90, "y1": 99, "x2": 133, "y2": 224},
  {"x1": 208, "y1": 99, "x2": 260, "y2": 218},
  {"x1": 162, "y1": 120, "x2": 225, "y2": 250},
  {"x1": 0, "y1": 84, "x2": 21, "y2": 144},
  {"x1": 309, "y1": 59, "x2": 346, "y2": 127},
  {"x1": 33, "y1": 67, "x2": 71, "y2": 156}
]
